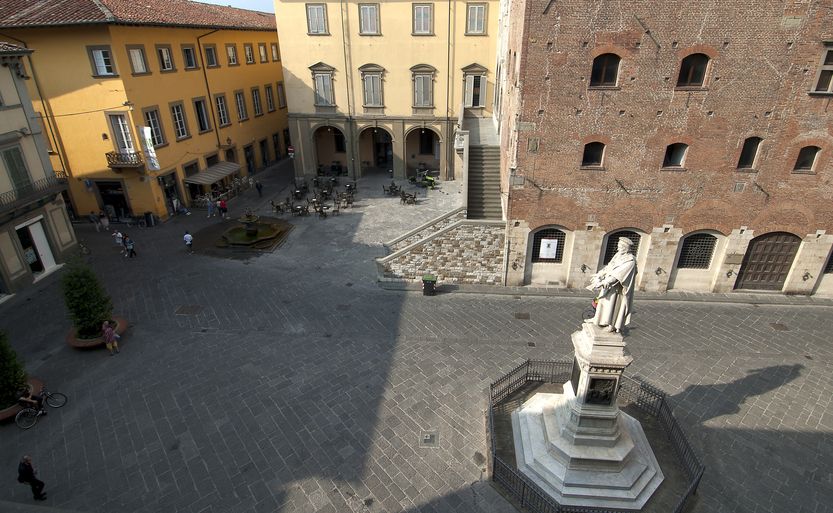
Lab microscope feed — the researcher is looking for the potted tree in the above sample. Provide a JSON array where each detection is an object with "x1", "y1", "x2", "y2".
[
  {"x1": 0, "y1": 331, "x2": 39, "y2": 421},
  {"x1": 62, "y1": 260, "x2": 126, "y2": 348}
]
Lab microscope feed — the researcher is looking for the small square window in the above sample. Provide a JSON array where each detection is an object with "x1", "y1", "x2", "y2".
[
  {"x1": 127, "y1": 46, "x2": 148, "y2": 74},
  {"x1": 813, "y1": 49, "x2": 833, "y2": 93},
  {"x1": 466, "y1": 3, "x2": 486, "y2": 35},
  {"x1": 793, "y1": 146, "x2": 820, "y2": 172},
  {"x1": 582, "y1": 142, "x2": 605, "y2": 167},
  {"x1": 663, "y1": 143, "x2": 688, "y2": 168},
  {"x1": 413, "y1": 4, "x2": 433, "y2": 35},
  {"x1": 88, "y1": 46, "x2": 117, "y2": 77},
  {"x1": 271, "y1": 43, "x2": 280, "y2": 61},
  {"x1": 244, "y1": 44, "x2": 255, "y2": 64},
  {"x1": 307, "y1": 4, "x2": 328, "y2": 35},
  {"x1": 737, "y1": 137, "x2": 762, "y2": 169},
  {"x1": 204, "y1": 45, "x2": 218, "y2": 67},
  {"x1": 157, "y1": 45, "x2": 175, "y2": 72},
  {"x1": 258, "y1": 43, "x2": 268, "y2": 63},
  {"x1": 359, "y1": 4, "x2": 380, "y2": 35},
  {"x1": 226, "y1": 44, "x2": 239, "y2": 66},
  {"x1": 182, "y1": 46, "x2": 198, "y2": 69}
]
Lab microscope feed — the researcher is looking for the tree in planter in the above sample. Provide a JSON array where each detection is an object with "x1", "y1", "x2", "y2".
[
  {"x1": 0, "y1": 331, "x2": 27, "y2": 408},
  {"x1": 61, "y1": 260, "x2": 113, "y2": 338}
]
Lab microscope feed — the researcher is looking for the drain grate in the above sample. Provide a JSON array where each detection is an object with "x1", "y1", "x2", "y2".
[
  {"x1": 528, "y1": 342, "x2": 536, "y2": 347},
  {"x1": 769, "y1": 323, "x2": 789, "y2": 331},
  {"x1": 175, "y1": 305, "x2": 204, "y2": 315},
  {"x1": 514, "y1": 312, "x2": 530, "y2": 320},
  {"x1": 419, "y1": 430, "x2": 439, "y2": 448}
]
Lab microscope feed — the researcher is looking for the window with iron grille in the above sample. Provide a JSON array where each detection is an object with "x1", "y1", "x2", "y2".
[
  {"x1": 824, "y1": 251, "x2": 833, "y2": 274},
  {"x1": 677, "y1": 233, "x2": 717, "y2": 269},
  {"x1": 531, "y1": 229, "x2": 566, "y2": 263},
  {"x1": 602, "y1": 231, "x2": 640, "y2": 264}
]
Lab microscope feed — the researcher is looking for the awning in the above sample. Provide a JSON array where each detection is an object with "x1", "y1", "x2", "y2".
[{"x1": 183, "y1": 162, "x2": 241, "y2": 185}]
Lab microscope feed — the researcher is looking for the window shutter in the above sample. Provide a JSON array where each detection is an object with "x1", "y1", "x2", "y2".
[
  {"x1": 129, "y1": 49, "x2": 144, "y2": 73},
  {"x1": 93, "y1": 50, "x2": 107, "y2": 74},
  {"x1": 414, "y1": 76, "x2": 423, "y2": 105},
  {"x1": 464, "y1": 75, "x2": 474, "y2": 107}
]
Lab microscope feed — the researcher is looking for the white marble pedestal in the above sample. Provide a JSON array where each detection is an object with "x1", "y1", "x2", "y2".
[{"x1": 511, "y1": 324, "x2": 664, "y2": 510}]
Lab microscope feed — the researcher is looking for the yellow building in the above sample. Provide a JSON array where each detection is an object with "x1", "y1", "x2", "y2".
[
  {"x1": 0, "y1": 0, "x2": 289, "y2": 221},
  {"x1": 0, "y1": 42, "x2": 76, "y2": 296},
  {"x1": 274, "y1": 0, "x2": 498, "y2": 181}
]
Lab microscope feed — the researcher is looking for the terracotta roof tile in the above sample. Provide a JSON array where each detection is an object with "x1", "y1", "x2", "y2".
[{"x1": 0, "y1": 0, "x2": 276, "y2": 31}]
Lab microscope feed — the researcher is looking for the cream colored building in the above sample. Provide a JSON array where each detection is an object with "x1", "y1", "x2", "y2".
[
  {"x1": 275, "y1": 0, "x2": 498, "y2": 181},
  {"x1": 0, "y1": 43, "x2": 76, "y2": 297}
]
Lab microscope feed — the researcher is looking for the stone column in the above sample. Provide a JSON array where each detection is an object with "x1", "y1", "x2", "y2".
[
  {"x1": 505, "y1": 220, "x2": 530, "y2": 286},
  {"x1": 639, "y1": 226, "x2": 683, "y2": 292},
  {"x1": 712, "y1": 227, "x2": 754, "y2": 293},
  {"x1": 783, "y1": 232, "x2": 833, "y2": 295},
  {"x1": 565, "y1": 227, "x2": 605, "y2": 289},
  {"x1": 391, "y1": 119, "x2": 406, "y2": 179}
]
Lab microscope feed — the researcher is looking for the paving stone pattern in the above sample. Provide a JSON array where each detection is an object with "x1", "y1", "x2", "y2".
[{"x1": 1, "y1": 161, "x2": 832, "y2": 513}]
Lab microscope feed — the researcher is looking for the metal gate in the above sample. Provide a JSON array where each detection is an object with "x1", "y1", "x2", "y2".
[{"x1": 735, "y1": 232, "x2": 801, "y2": 290}]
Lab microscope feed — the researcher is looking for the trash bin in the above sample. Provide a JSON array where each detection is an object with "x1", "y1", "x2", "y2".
[
  {"x1": 422, "y1": 274, "x2": 437, "y2": 296},
  {"x1": 143, "y1": 211, "x2": 155, "y2": 227}
]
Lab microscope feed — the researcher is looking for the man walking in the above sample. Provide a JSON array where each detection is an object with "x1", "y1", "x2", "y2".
[
  {"x1": 17, "y1": 455, "x2": 46, "y2": 501},
  {"x1": 255, "y1": 181, "x2": 263, "y2": 197},
  {"x1": 184, "y1": 231, "x2": 194, "y2": 254}
]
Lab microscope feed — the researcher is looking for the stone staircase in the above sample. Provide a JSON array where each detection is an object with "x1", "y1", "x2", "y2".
[{"x1": 467, "y1": 145, "x2": 502, "y2": 219}]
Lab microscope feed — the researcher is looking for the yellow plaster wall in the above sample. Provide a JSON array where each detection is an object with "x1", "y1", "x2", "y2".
[
  {"x1": 7, "y1": 24, "x2": 288, "y2": 219},
  {"x1": 275, "y1": 0, "x2": 498, "y2": 117}
]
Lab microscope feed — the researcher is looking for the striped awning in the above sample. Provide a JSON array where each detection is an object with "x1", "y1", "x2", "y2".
[{"x1": 183, "y1": 161, "x2": 241, "y2": 185}]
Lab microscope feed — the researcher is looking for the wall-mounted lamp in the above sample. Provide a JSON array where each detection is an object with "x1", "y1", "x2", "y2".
[
  {"x1": 373, "y1": 119, "x2": 378, "y2": 134},
  {"x1": 802, "y1": 272, "x2": 813, "y2": 281},
  {"x1": 421, "y1": 120, "x2": 426, "y2": 134},
  {"x1": 122, "y1": 100, "x2": 134, "y2": 111},
  {"x1": 726, "y1": 269, "x2": 735, "y2": 278},
  {"x1": 580, "y1": 264, "x2": 589, "y2": 273},
  {"x1": 654, "y1": 267, "x2": 665, "y2": 276},
  {"x1": 225, "y1": 137, "x2": 232, "y2": 146}
]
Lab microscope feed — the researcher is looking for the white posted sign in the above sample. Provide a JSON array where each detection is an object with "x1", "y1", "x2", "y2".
[{"x1": 539, "y1": 238, "x2": 559, "y2": 259}]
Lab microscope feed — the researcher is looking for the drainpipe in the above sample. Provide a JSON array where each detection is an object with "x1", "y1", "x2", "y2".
[
  {"x1": 196, "y1": 30, "x2": 220, "y2": 149},
  {"x1": 340, "y1": 0, "x2": 356, "y2": 178},
  {"x1": 0, "y1": 32, "x2": 70, "y2": 178},
  {"x1": 445, "y1": 0, "x2": 453, "y2": 180}
]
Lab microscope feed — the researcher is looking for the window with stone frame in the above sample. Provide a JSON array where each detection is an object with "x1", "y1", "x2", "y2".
[
  {"x1": 215, "y1": 94, "x2": 230, "y2": 126},
  {"x1": 677, "y1": 233, "x2": 718, "y2": 269},
  {"x1": 127, "y1": 45, "x2": 149, "y2": 74},
  {"x1": 411, "y1": 64, "x2": 436, "y2": 107},
  {"x1": 235, "y1": 91, "x2": 249, "y2": 120},
  {"x1": 193, "y1": 98, "x2": 211, "y2": 132},
  {"x1": 277, "y1": 82, "x2": 287, "y2": 108},
  {"x1": 413, "y1": 3, "x2": 433, "y2": 35},
  {"x1": 465, "y1": 3, "x2": 486, "y2": 34},
  {"x1": 602, "y1": 231, "x2": 640, "y2": 264},
  {"x1": 676, "y1": 53, "x2": 709, "y2": 88},
  {"x1": 252, "y1": 87, "x2": 263, "y2": 116},
  {"x1": 271, "y1": 43, "x2": 280, "y2": 61},
  {"x1": 265, "y1": 84, "x2": 275, "y2": 112},
  {"x1": 359, "y1": 64, "x2": 384, "y2": 107},
  {"x1": 244, "y1": 44, "x2": 255, "y2": 64},
  {"x1": 170, "y1": 102, "x2": 189, "y2": 139},
  {"x1": 813, "y1": 48, "x2": 833, "y2": 93},
  {"x1": 663, "y1": 143, "x2": 688, "y2": 168},
  {"x1": 226, "y1": 44, "x2": 239, "y2": 65},
  {"x1": 157, "y1": 45, "x2": 175, "y2": 72},
  {"x1": 793, "y1": 145, "x2": 820, "y2": 172},
  {"x1": 463, "y1": 63, "x2": 488, "y2": 108},
  {"x1": 258, "y1": 43, "x2": 268, "y2": 63},
  {"x1": 737, "y1": 137, "x2": 762, "y2": 169},
  {"x1": 143, "y1": 107, "x2": 166, "y2": 146},
  {"x1": 204, "y1": 45, "x2": 219, "y2": 67},
  {"x1": 582, "y1": 142, "x2": 605, "y2": 167},
  {"x1": 307, "y1": 4, "x2": 328, "y2": 34},
  {"x1": 359, "y1": 4, "x2": 380, "y2": 35},
  {"x1": 182, "y1": 45, "x2": 198, "y2": 69},
  {"x1": 531, "y1": 228, "x2": 566, "y2": 263},
  {"x1": 589, "y1": 53, "x2": 620, "y2": 87},
  {"x1": 87, "y1": 46, "x2": 117, "y2": 76},
  {"x1": 310, "y1": 62, "x2": 336, "y2": 106}
]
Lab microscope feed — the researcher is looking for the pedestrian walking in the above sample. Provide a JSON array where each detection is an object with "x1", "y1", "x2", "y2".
[
  {"x1": 89, "y1": 211, "x2": 101, "y2": 232},
  {"x1": 255, "y1": 181, "x2": 263, "y2": 197},
  {"x1": 219, "y1": 199, "x2": 228, "y2": 219},
  {"x1": 112, "y1": 230, "x2": 124, "y2": 254},
  {"x1": 102, "y1": 320, "x2": 120, "y2": 356},
  {"x1": 124, "y1": 236, "x2": 136, "y2": 258},
  {"x1": 99, "y1": 211, "x2": 110, "y2": 231},
  {"x1": 17, "y1": 455, "x2": 46, "y2": 501},
  {"x1": 184, "y1": 231, "x2": 194, "y2": 253},
  {"x1": 206, "y1": 197, "x2": 215, "y2": 218}
]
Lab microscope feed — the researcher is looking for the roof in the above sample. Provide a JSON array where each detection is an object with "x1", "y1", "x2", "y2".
[
  {"x1": 183, "y1": 161, "x2": 241, "y2": 185},
  {"x1": 0, "y1": 41, "x2": 32, "y2": 54},
  {"x1": 0, "y1": 0, "x2": 276, "y2": 31}
]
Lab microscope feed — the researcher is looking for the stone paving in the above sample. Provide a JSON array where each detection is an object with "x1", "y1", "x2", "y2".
[{"x1": 1, "y1": 159, "x2": 832, "y2": 513}]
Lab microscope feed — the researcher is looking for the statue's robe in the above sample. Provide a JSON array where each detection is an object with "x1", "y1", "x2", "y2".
[{"x1": 593, "y1": 252, "x2": 637, "y2": 332}]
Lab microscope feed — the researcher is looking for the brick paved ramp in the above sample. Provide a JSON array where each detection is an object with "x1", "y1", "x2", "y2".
[{"x1": 1, "y1": 164, "x2": 832, "y2": 513}]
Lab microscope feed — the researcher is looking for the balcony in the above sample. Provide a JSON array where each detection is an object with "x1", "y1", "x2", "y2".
[
  {"x1": 0, "y1": 174, "x2": 68, "y2": 215},
  {"x1": 106, "y1": 151, "x2": 144, "y2": 169}
]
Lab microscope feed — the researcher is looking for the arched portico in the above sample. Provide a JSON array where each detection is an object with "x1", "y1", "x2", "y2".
[
  {"x1": 404, "y1": 126, "x2": 441, "y2": 179},
  {"x1": 312, "y1": 125, "x2": 348, "y2": 176},
  {"x1": 357, "y1": 126, "x2": 393, "y2": 176}
]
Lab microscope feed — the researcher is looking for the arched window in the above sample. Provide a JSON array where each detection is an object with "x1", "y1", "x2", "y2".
[
  {"x1": 590, "y1": 53, "x2": 620, "y2": 87},
  {"x1": 677, "y1": 53, "x2": 709, "y2": 87},
  {"x1": 531, "y1": 228, "x2": 566, "y2": 263},
  {"x1": 793, "y1": 146, "x2": 820, "y2": 172},
  {"x1": 737, "y1": 137, "x2": 762, "y2": 169},
  {"x1": 581, "y1": 142, "x2": 605, "y2": 167},
  {"x1": 677, "y1": 233, "x2": 718, "y2": 269},
  {"x1": 663, "y1": 143, "x2": 688, "y2": 168},
  {"x1": 603, "y1": 231, "x2": 640, "y2": 264}
]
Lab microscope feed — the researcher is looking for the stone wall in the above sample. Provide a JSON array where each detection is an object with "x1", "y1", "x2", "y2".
[
  {"x1": 378, "y1": 220, "x2": 506, "y2": 284},
  {"x1": 385, "y1": 208, "x2": 468, "y2": 253}
]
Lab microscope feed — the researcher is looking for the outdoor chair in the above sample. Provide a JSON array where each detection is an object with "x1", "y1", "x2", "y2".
[{"x1": 331, "y1": 199, "x2": 340, "y2": 216}]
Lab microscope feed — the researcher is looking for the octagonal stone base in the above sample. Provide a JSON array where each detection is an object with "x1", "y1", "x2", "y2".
[{"x1": 512, "y1": 388, "x2": 664, "y2": 510}]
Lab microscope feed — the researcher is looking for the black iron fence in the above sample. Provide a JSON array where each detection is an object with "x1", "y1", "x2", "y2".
[
  {"x1": 488, "y1": 359, "x2": 705, "y2": 513},
  {"x1": 0, "y1": 174, "x2": 67, "y2": 212},
  {"x1": 106, "y1": 151, "x2": 143, "y2": 167}
]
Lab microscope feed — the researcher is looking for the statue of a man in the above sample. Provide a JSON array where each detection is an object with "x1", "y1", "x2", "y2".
[{"x1": 586, "y1": 238, "x2": 638, "y2": 333}]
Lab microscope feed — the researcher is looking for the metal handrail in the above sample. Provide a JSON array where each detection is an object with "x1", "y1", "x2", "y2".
[
  {"x1": 0, "y1": 174, "x2": 67, "y2": 210},
  {"x1": 106, "y1": 151, "x2": 143, "y2": 167}
]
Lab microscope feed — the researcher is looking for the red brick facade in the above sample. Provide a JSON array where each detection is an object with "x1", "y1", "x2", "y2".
[{"x1": 503, "y1": 0, "x2": 833, "y2": 235}]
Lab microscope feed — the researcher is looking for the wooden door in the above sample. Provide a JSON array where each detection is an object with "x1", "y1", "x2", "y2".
[{"x1": 735, "y1": 232, "x2": 801, "y2": 290}]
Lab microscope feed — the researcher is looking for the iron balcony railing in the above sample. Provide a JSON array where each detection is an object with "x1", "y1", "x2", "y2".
[
  {"x1": 0, "y1": 174, "x2": 67, "y2": 213},
  {"x1": 106, "y1": 151, "x2": 144, "y2": 168}
]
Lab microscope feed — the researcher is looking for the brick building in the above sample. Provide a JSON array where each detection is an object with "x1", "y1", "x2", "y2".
[{"x1": 498, "y1": 0, "x2": 833, "y2": 295}]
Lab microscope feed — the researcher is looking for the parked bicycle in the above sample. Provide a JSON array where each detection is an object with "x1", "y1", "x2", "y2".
[{"x1": 15, "y1": 386, "x2": 68, "y2": 430}]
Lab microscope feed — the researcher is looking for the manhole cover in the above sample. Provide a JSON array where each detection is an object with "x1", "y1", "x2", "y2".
[
  {"x1": 528, "y1": 342, "x2": 536, "y2": 347},
  {"x1": 514, "y1": 312, "x2": 530, "y2": 320},
  {"x1": 175, "y1": 305, "x2": 204, "y2": 315},
  {"x1": 419, "y1": 430, "x2": 439, "y2": 448},
  {"x1": 769, "y1": 323, "x2": 789, "y2": 331}
]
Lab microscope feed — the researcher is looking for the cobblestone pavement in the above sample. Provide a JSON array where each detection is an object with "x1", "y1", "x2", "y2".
[{"x1": 1, "y1": 160, "x2": 832, "y2": 513}]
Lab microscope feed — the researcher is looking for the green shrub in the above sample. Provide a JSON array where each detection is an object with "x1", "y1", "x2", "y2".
[
  {"x1": 0, "y1": 331, "x2": 26, "y2": 408},
  {"x1": 61, "y1": 260, "x2": 113, "y2": 338}
]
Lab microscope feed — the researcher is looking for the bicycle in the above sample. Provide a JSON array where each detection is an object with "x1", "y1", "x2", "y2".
[{"x1": 15, "y1": 386, "x2": 68, "y2": 430}]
